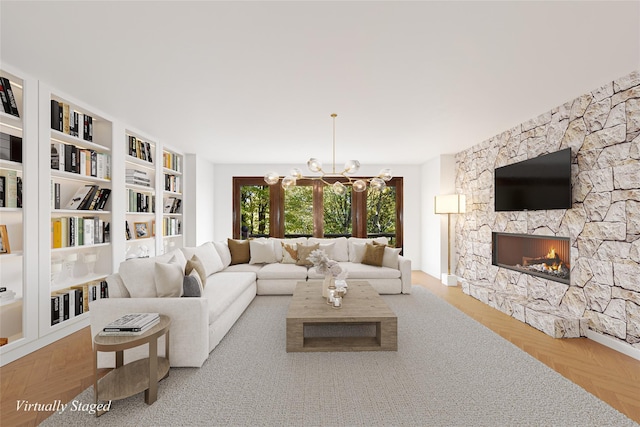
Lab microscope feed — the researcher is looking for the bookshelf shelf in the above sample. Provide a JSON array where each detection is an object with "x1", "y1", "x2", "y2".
[{"x1": 52, "y1": 209, "x2": 111, "y2": 215}]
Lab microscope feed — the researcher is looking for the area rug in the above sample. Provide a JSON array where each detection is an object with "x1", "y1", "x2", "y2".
[{"x1": 42, "y1": 286, "x2": 638, "y2": 426}]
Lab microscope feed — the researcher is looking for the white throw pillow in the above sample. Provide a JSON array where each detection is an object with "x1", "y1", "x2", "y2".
[
  {"x1": 309, "y1": 237, "x2": 348, "y2": 262},
  {"x1": 319, "y1": 242, "x2": 336, "y2": 260},
  {"x1": 249, "y1": 239, "x2": 278, "y2": 264},
  {"x1": 119, "y1": 258, "x2": 159, "y2": 298},
  {"x1": 181, "y1": 242, "x2": 224, "y2": 277},
  {"x1": 213, "y1": 241, "x2": 232, "y2": 268},
  {"x1": 155, "y1": 259, "x2": 184, "y2": 297},
  {"x1": 382, "y1": 247, "x2": 402, "y2": 269},
  {"x1": 351, "y1": 243, "x2": 367, "y2": 263}
]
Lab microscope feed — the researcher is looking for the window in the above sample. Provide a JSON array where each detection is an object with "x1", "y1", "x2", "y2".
[{"x1": 233, "y1": 177, "x2": 403, "y2": 248}]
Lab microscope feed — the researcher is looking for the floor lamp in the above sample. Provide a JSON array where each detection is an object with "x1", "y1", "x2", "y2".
[{"x1": 434, "y1": 194, "x2": 465, "y2": 286}]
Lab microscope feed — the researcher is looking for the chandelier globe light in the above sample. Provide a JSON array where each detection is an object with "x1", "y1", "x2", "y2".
[{"x1": 263, "y1": 114, "x2": 392, "y2": 194}]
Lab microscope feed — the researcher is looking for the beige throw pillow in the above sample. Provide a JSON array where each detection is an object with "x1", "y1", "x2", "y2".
[
  {"x1": 249, "y1": 239, "x2": 277, "y2": 264},
  {"x1": 296, "y1": 243, "x2": 319, "y2": 266},
  {"x1": 185, "y1": 254, "x2": 207, "y2": 287}
]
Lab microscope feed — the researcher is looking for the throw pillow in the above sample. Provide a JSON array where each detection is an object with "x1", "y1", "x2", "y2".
[
  {"x1": 281, "y1": 242, "x2": 298, "y2": 264},
  {"x1": 181, "y1": 242, "x2": 224, "y2": 277},
  {"x1": 351, "y1": 242, "x2": 367, "y2": 263},
  {"x1": 249, "y1": 239, "x2": 277, "y2": 264},
  {"x1": 182, "y1": 271, "x2": 202, "y2": 297},
  {"x1": 319, "y1": 242, "x2": 336, "y2": 260},
  {"x1": 382, "y1": 246, "x2": 402, "y2": 269},
  {"x1": 296, "y1": 243, "x2": 320, "y2": 266},
  {"x1": 213, "y1": 240, "x2": 232, "y2": 268},
  {"x1": 362, "y1": 243, "x2": 385, "y2": 267},
  {"x1": 185, "y1": 254, "x2": 207, "y2": 287},
  {"x1": 228, "y1": 239, "x2": 251, "y2": 265},
  {"x1": 154, "y1": 261, "x2": 184, "y2": 297}
]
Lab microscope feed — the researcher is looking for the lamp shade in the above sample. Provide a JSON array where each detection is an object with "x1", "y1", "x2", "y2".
[{"x1": 434, "y1": 194, "x2": 466, "y2": 214}]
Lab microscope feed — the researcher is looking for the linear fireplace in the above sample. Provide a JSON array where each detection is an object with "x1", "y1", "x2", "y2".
[{"x1": 492, "y1": 232, "x2": 570, "y2": 284}]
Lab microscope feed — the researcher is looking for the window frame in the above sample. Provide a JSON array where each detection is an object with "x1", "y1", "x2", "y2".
[{"x1": 232, "y1": 176, "x2": 403, "y2": 249}]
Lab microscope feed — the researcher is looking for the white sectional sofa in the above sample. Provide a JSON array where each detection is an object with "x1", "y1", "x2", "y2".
[{"x1": 90, "y1": 236, "x2": 411, "y2": 368}]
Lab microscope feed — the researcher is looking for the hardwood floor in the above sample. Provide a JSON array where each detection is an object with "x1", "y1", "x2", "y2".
[{"x1": 1, "y1": 272, "x2": 638, "y2": 426}]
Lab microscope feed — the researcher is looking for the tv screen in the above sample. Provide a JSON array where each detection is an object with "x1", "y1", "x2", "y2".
[{"x1": 494, "y1": 148, "x2": 572, "y2": 212}]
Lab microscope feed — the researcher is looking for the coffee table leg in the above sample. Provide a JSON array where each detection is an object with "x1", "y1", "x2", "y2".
[
  {"x1": 145, "y1": 338, "x2": 158, "y2": 404},
  {"x1": 286, "y1": 318, "x2": 304, "y2": 352}
]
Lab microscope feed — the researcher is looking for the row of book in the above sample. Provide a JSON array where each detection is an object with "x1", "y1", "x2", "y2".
[
  {"x1": 0, "y1": 170, "x2": 21, "y2": 208},
  {"x1": 0, "y1": 77, "x2": 19, "y2": 118},
  {"x1": 163, "y1": 196, "x2": 181, "y2": 214},
  {"x1": 56, "y1": 184, "x2": 111, "y2": 211},
  {"x1": 163, "y1": 151, "x2": 182, "y2": 172},
  {"x1": 126, "y1": 168, "x2": 151, "y2": 187},
  {"x1": 164, "y1": 174, "x2": 181, "y2": 193},
  {"x1": 0, "y1": 132, "x2": 22, "y2": 163},
  {"x1": 128, "y1": 189, "x2": 155, "y2": 213},
  {"x1": 128, "y1": 136, "x2": 153, "y2": 164},
  {"x1": 50, "y1": 100, "x2": 93, "y2": 141},
  {"x1": 100, "y1": 312, "x2": 159, "y2": 336},
  {"x1": 51, "y1": 279, "x2": 109, "y2": 326},
  {"x1": 51, "y1": 142, "x2": 111, "y2": 180},
  {"x1": 51, "y1": 216, "x2": 110, "y2": 248},
  {"x1": 163, "y1": 217, "x2": 182, "y2": 236}
]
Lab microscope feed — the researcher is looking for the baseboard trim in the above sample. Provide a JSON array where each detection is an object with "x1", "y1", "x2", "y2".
[{"x1": 586, "y1": 329, "x2": 640, "y2": 361}]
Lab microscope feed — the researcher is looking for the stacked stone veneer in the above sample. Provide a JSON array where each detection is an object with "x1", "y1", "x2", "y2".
[{"x1": 455, "y1": 70, "x2": 640, "y2": 349}]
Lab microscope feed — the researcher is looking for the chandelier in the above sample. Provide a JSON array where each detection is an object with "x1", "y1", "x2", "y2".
[{"x1": 264, "y1": 114, "x2": 392, "y2": 195}]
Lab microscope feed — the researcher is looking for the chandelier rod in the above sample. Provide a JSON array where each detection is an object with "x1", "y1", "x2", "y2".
[{"x1": 331, "y1": 113, "x2": 337, "y2": 174}]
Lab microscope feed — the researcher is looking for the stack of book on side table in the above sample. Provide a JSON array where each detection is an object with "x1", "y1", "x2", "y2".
[{"x1": 99, "y1": 313, "x2": 160, "y2": 336}]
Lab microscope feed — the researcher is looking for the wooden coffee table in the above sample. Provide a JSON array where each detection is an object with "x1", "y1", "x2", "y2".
[{"x1": 286, "y1": 281, "x2": 397, "y2": 352}]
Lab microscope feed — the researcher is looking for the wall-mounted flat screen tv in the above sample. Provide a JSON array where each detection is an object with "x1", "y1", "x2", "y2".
[{"x1": 494, "y1": 148, "x2": 572, "y2": 212}]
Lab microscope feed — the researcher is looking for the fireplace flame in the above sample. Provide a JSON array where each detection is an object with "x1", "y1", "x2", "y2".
[{"x1": 546, "y1": 247, "x2": 556, "y2": 259}]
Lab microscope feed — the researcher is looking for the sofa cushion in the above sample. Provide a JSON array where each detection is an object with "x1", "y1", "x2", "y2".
[
  {"x1": 256, "y1": 263, "x2": 308, "y2": 280},
  {"x1": 202, "y1": 272, "x2": 256, "y2": 324},
  {"x1": 181, "y1": 242, "x2": 224, "y2": 277},
  {"x1": 155, "y1": 260, "x2": 184, "y2": 297},
  {"x1": 296, "y1": 243, "x2": 319, "y2": 266},
  {"x1": 213, "y1": 241, "x2": 232, "y2": 268},
  {"x1": 223, "y1": 263, "x2": 263, "y2": 274},
  {"x1": 308, "y1": 237, "x2": 348, "y2": 262},
  {"x1": 362, "y1": 243, "x2": 385, "y2": 267},
  {"x1": 249, "y1": 239, "x2": 278, "y2": 264},
  {"x1": 228, "y1": 239, "x2": 251, "y2": 265},
  {"x1": 338, "y1": 262, "x2": 401, "y2": 279},
  {"x1": 185, "y1": 255, "x2": 207, "y2": 286},
  {"x1": 119, "y1": 249, "x2": 186, "y2": 298},
  {"x1": 348, "y1": 237, "x2": 388, "y2": 262}
]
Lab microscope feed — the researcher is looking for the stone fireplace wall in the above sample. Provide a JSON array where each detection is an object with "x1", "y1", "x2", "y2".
[{"x1": 454, "y1": 70, "x2": 640, "y2": 350}]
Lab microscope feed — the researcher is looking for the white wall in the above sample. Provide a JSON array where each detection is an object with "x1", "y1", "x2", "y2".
[
  {"x1": 185, "y1": 154, "x2": 216, "y2": 246},
  {"x1": 420, "y1": 154, "x2": 457, "y2": 279},
  {"x1": 212, "y1": 163, "x2": 423, "y2": 269}
]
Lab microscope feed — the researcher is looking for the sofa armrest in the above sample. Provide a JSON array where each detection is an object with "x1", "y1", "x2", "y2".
[
  {"x1": 398, "y1": 255, "x2": 412, "y2": 294},
  {"x1": 90, "y1": 297, "x2": 209, "y2": 368}
]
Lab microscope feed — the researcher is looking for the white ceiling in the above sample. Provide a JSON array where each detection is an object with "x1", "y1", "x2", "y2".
[{"x1": 1, "y1": 1, "x2": 639, "y2": 165}]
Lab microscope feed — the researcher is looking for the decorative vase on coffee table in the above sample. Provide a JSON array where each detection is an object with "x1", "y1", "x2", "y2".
[{"x1": 322, "y1": 275, "x2": 334, "y2": 298}]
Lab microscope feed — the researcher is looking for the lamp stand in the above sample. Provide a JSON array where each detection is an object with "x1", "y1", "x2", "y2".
[{"x1": 441, "y1": 212, "x2": 458, "y2": 286}]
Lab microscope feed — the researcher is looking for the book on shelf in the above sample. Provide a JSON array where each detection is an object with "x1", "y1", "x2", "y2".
[
  {"x1": 51, "y1": 217, "x2": 109, "y2": 248},
  {"x1": 64, "y1": 185, "x2": 96, "y2": 210},
  {"x1": 0, "y1": 77, "x2": 20, "y2": 118},
  {"x1": 62, "y1": 185, "x2": 110, "y2": 211},
  {"x1": 102, "y1": 312, "x2": 159, "y2": 332},
  {"x1": 0, "y1": 169, "x2": 18, "y2": 208},
  {"x1": 1, "y1": 132, "x2": 22, "y2": 162},
  {"x1": 50, "y1": 100, "x2": 93, "y2": 141}
]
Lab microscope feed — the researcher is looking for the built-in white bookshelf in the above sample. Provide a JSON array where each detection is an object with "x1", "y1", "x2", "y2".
[
  {"x1": 39, "y1": 83, "x2": 115, "y2": 338},
  {"x1": 0, "y1": 64, "x2": 189, "y2": 366},
  {"x1": 0, "y1": 66, "x2": 38, "y2": 359},
  {"x1": 161, "y1": 147, "x2": 184, "y2": 253},
  {"x1": 124, "y1": 131, "x2": 158, "y2": 260}
]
